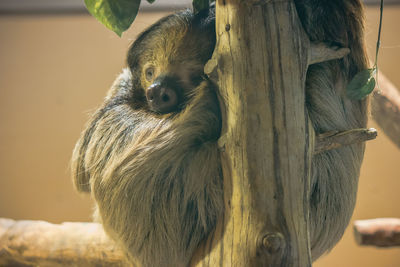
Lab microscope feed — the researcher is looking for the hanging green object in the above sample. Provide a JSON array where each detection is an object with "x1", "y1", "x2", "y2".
[
  {"x1": 84, "y1": 0, "x2": 142, "y2": 37},
  {"x1": 346, "y1": 0, "x2": 383, "y2": 101},
  {"x1": 346, "y1": 68, "x2": 376, "y2": 100}
]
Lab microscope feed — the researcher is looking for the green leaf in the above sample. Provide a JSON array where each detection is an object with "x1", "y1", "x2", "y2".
[
  {"x1": 346, "y1": 68, "x2": 376, "y2": 100},
  {"x1": 84, "y1": 0, "x2": 141, "y2": 37},
  {"x1": 193, "y1": 0, "x2": 209, "y2": 14},
  {"x1": 146, "y1": 0, "x2": 156, "y2": 3}
]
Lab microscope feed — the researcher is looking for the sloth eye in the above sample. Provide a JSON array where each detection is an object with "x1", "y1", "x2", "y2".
[{"x1": 145, "y1": 67, "x2": 155, "y2": 81}]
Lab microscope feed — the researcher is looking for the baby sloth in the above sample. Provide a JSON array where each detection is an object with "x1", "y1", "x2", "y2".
[{"x1": 72, "y1": 1, "x2": 368, "y2": 266}]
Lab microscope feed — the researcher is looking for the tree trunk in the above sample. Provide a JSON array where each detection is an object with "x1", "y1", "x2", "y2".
[{"x1": 193, "y1": 0, "x2": 313, "y2": 265}]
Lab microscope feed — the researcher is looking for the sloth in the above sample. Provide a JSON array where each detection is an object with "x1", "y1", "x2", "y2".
[{"x1": 71, "y1": 1, "x2": 368, "y2": 266}]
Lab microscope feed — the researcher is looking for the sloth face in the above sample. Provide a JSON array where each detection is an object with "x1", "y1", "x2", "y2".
[
  {"x1": 127, "y1": 9, "x2": 216, "y2": 114},
  {"x1": 141, "y1": 57, "x2": 205, "y2": 114}
]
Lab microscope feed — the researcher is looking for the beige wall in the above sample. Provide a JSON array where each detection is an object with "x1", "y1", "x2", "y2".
[{"x1": 0, "y1": 6, "x2": 399, "y2": 266}]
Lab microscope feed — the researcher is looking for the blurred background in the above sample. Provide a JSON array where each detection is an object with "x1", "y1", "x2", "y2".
[{"x1": 0, "y1": 0, "x2": 399, "y2": 266}]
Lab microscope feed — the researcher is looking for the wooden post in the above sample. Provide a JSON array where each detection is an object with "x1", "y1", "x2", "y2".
[{"x1": 194, "y1": 0, "x2": 313, "y2": 265}]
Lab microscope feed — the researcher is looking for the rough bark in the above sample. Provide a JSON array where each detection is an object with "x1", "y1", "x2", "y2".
[
  {"x1": 194, "y1": 0, "x2": 313, "y2": 266},
  {"x1": 354, "y1": 218, "x2": 400, "y2": 247}
]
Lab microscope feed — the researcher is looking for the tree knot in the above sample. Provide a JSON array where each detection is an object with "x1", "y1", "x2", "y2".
[{"x1": 261, "y1": 232, "x2": 285, "y2": 254}]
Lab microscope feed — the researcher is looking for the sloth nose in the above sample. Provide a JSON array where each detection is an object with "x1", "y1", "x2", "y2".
[{"x1": 146, "y1": 83, "x2": 178, "y2": 114}]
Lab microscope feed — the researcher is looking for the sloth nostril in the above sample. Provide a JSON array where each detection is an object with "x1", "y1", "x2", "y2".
[
  {"x1": 146, "y1": 84, "x2": 178, "y2": 113},
  {"x1": 161, "y1": 93, "x2": 170, "y2": 102},
  {"x1": 146, "y1": 88, "x2": 154, "y2": 101}
]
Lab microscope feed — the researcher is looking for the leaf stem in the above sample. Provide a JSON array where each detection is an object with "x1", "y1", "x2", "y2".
[
  {"x1": 374, "y1": 0, "x2": 384, "y2": 89},
  {"x1": 375, "y1": 0, "x2": 383, "y2": 67}
]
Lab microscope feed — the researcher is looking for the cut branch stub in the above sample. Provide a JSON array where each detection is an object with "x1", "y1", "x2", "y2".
[
  {"x1": 314, "y1": 128, "x2": 377, "y2": 154},
  {"x1": 309, "y1": 43, "x2": 350, "y2": 65},
  {"x1": 262, "y1": 233, "x2": 286, "y2": 254}
]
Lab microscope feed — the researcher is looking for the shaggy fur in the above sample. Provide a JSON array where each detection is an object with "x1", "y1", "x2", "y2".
[{"x1": 72, "y1": 1, "x2": 368, "y2": 266}]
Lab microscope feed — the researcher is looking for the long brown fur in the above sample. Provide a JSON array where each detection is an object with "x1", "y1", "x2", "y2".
[{"x1": 72, "y1": 1, "x2": 368, "y2": 266}]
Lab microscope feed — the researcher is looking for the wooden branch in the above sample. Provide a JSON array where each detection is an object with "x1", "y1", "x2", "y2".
[
  {"x1": 309, "y1": 43, "x2": 350, "y2": 65},
  {"x1": 354, "y1": 218, "x2": 400, "y2": 247},
  {"x1": 0, "y1": 218, "x2": 128, "y2": 267},
  {"x1": 372, "y1": 72, "x2": 400, "y2": 148},
  {"x1": 194, "y1": 0, "x2": 313, "y2": 266},
  {"x1": 314, "y1": 128, "x2": 377, "y2": 154}
]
